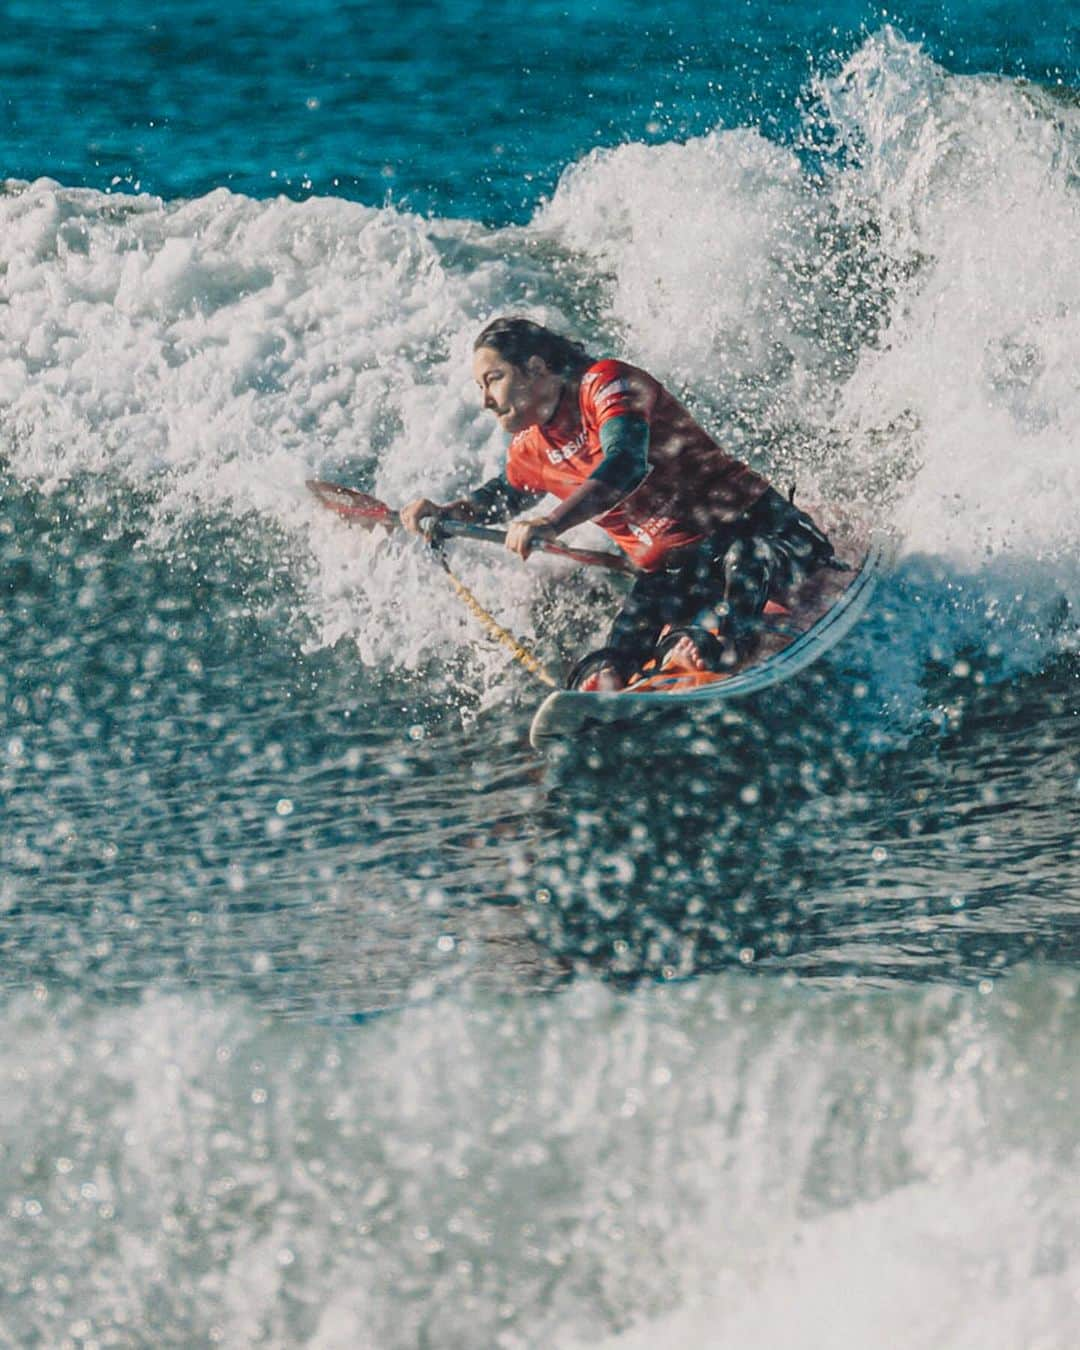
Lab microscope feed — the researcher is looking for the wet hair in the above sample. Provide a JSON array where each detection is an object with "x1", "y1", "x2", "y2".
[{"x1": 473, "y1": 316, "x2": 593, "y2": 376}]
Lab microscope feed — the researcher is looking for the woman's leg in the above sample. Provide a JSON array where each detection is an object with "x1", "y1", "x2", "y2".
[
  {"x1": 663, "y1": 492, "x2": 834, "y2": 668},
  {"x1": 567, "y1": 493, "x2": 832, "y2": 687},
  {"x1": 566, "y1": 552, "x2": 716, "y2": 689},
  {"x1": 702, "y1": 490, "x2": 830, "y2": 629}
]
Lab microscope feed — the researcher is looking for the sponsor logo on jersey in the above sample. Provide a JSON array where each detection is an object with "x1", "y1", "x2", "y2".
[
  {"x1": 545, "y1": 427, "x2": 590, "y2": 466},
  {"x1": 594, "y1": 378, "x2": 632, "y2": 413},
  {"x1": 625, "y1": 512, "x2": 677, "y2": 547}
]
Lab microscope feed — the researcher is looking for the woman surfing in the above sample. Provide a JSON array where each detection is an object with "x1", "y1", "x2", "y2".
[{"x1": 401, "y1": 317, "x2": 835, "y2": 691}]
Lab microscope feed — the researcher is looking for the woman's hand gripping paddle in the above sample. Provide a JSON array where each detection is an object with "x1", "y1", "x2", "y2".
[{"x1": 305, "y1": 479, "x2": 638, "y2": 576}]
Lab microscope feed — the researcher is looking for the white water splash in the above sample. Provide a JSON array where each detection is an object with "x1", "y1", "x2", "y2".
[{"x1": 818, "y1": 29, "x2": 1080, "y2": 567}]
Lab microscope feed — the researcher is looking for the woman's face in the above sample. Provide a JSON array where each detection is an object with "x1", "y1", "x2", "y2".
[{"x1": 472, "y1": 345, "x2": 562, "y2": 433}]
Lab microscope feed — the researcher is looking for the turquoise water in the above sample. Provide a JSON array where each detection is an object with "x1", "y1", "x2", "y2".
[
  {"x1": 2, "y1": 4, "x2": 1080, "y2": 1346},
  {"x1": 5, "y1": 1, "x2": 1077, "y2": 219}
]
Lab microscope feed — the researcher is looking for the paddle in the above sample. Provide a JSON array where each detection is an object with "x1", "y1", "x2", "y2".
[
  {"x1": 306, "y1": 479, "x2": 638, "y2": 576},
  {"x1": 306, "y1": 477, "x2": 565, "y2": 687}
]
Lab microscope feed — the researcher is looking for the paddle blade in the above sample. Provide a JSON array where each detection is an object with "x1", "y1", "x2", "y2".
[{"x1": 306, "y1": 479, "x2": 397, "y2": 528}]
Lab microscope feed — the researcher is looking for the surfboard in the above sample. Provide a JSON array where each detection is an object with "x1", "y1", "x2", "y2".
[{"x1": 529, "y1": 513, "x2": 888, "y2": 749}]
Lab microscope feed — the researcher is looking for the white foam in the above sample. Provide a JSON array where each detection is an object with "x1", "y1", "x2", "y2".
[
  {"x1": 817, "y1": 30, "x2": 1080, "y2": 568},
  {"x1": 583, "y1": 1160, "x2": 1080, "y2": 1350},
  {"x1": 0, "y1": 178, "x2": 569, "y2": 686},
  {"x1": 0, "y1": 179, "x2": 511, "y2": 507},
  {"x1": 538, "y1": 128, "x2": 838, "y2": 432},
  {"x1": 2, "y1": 972, "x2": 1078, "y2": 1347}
]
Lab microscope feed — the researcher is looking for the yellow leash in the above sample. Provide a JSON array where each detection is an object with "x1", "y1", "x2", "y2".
[{"x1": 434, "y1": 551, "x2": 559, "y2": 689}]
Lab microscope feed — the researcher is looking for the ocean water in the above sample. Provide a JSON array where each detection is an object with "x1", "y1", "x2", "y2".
[{"x1": 2, "y1": 2, "x2": 1079, "y2": 1346}]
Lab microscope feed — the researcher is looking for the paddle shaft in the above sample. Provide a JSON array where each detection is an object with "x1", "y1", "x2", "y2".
[
  {"x1": 434, "y1": 518, "x2": 636, "y2": 575},
  {"x1": 305, "y1": 479, "x2": 638, "y2": 576}
]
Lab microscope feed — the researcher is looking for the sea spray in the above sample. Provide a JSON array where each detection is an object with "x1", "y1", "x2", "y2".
[{"x1": 2, "y1": 973, "x2": 1077, "y2": 1348}]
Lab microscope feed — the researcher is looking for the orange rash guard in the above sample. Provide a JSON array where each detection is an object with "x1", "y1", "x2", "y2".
[{"x1": 504, "y1": 359, "x2": 769, "y2": 572}]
